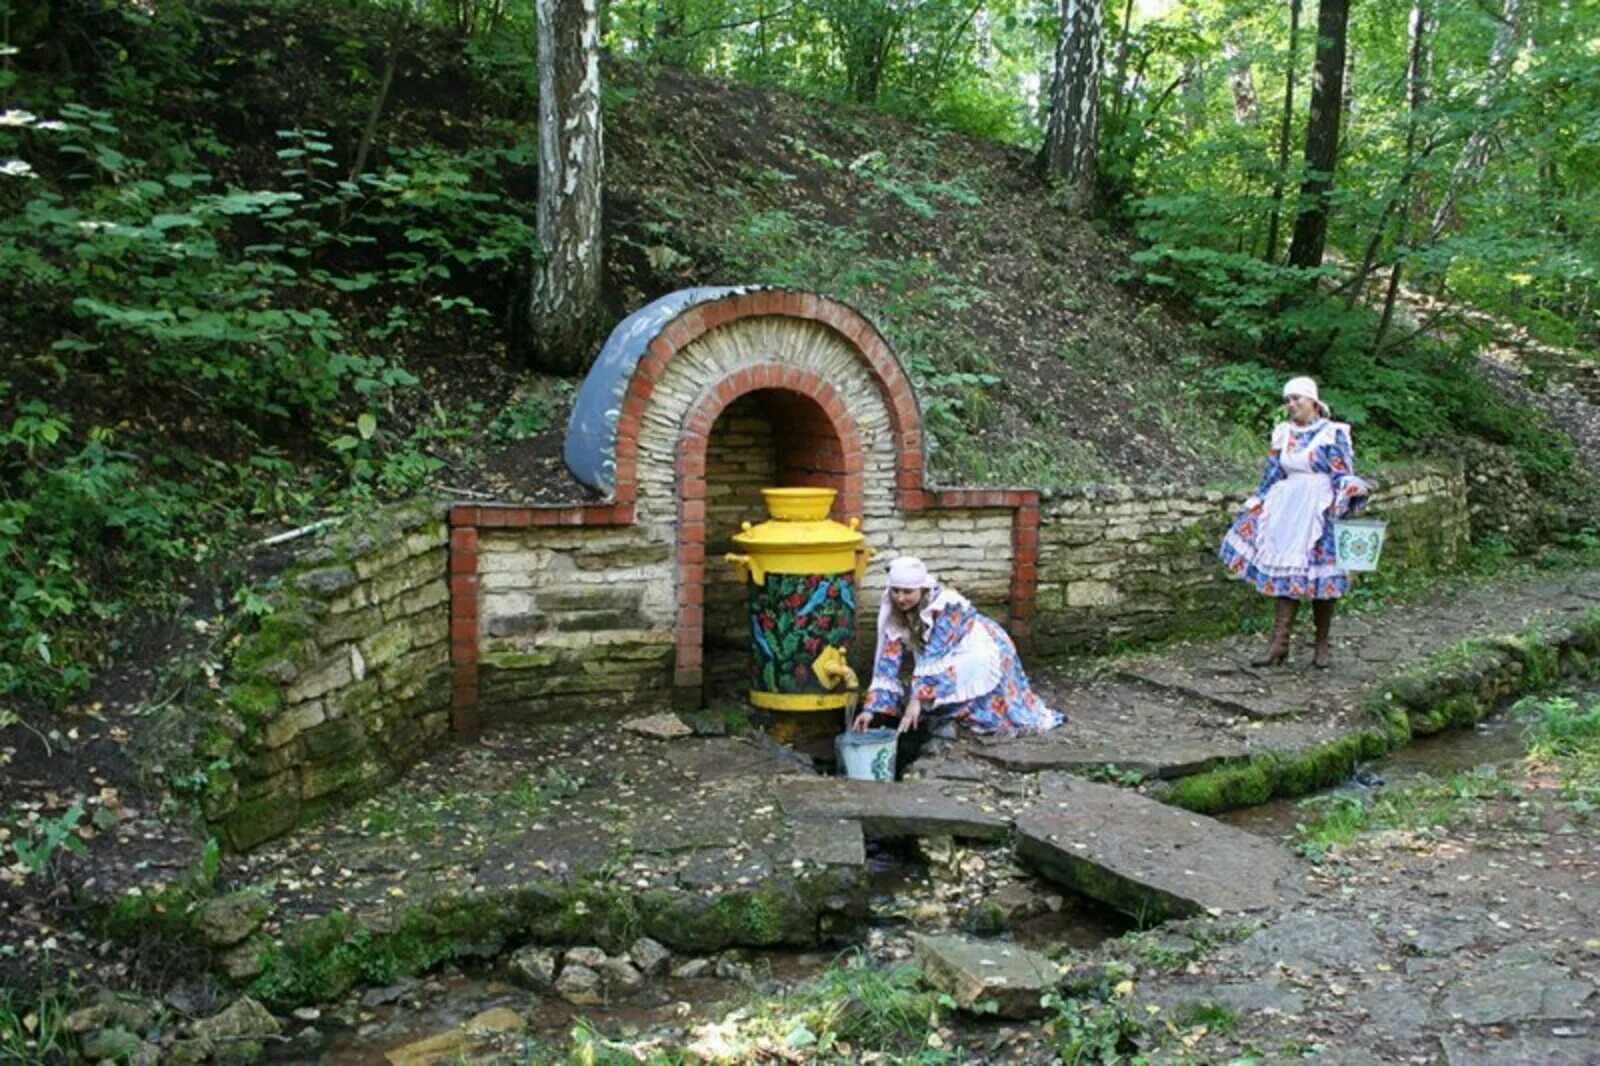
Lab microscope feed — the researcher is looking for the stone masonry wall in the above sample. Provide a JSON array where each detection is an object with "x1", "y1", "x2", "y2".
[
  {"x1": 205, "y1": 503, "x2": 451, "y2": 851},
  {"x1": 1034, "y1": 462, "x2": 1469, "y2": 655}
]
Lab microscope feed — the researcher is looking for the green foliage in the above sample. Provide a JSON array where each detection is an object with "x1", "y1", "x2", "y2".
[
  {"x1": 1293, "y1": 768, "x2": 1509, "y2": 861},
  {"x1": 7, "y1": 802, "x2": 87, "y2": 877},
  {"x1": 1041, "y1": 988, "x2": 1144, "y2": 1064},
  {"x1": 0, "y1": 10, "x2": 540, "y2": 708},
  {"x1": 0, "y1": 975, "x2": 77, "y2": 1064}
]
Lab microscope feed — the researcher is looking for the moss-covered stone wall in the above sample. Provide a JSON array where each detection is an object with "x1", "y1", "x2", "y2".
[
  {"x1": 1033, "y1": 462, "x2": 1469, "y2": 656},
  {"x1": 204, "y1": 504, "x2": 451, "y2": 850}
]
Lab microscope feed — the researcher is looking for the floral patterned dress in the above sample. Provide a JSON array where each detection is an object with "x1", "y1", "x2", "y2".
[
  {"x1": 1219, "y1": 418, "x2": 1370, "y2": 599},
  {"x1": 862, "y1": 586, "x2": 1062, "y2": 736}
]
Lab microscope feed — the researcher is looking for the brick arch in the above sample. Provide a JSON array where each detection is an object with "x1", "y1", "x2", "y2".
[
  {"x1": 611, "y1": 290, "x2": 926, "y2": 516},
  {"x1": 672, "y1": 365, "x2": 866, "y2": 699}
]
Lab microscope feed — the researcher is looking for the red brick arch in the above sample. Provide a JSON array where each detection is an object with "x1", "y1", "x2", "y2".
[
  {"x1": 672, "y1": 365, "x2": 866, "y2": 698},
  {"x1": 610, "y1": 290, "x2": 929, "y2": 516},
  {"x1": 446, "y1": 289, "x2": 1043, "y2": 731}
]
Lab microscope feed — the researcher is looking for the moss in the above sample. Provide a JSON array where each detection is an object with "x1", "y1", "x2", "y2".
[
  {"x1": 101, "y1": 885, "x2": 200, "y2": 943},
  {"x1": 226, "y1": 679, "x2": 282, "y2": 724},
  {"x1": 1162, "y1": 760, "x2": 1275, "y2": 815},
  {"x1": 232, "y1": 612, "x2": 317, "y2": 674}
]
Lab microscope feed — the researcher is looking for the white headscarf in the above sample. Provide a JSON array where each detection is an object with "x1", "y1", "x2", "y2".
[
  {"x1": 874, "y1": 555, "x2": 967, "y2": 664},
  {"x1": 1282, "y1": 376, "x2": 1330, "y2": 417}
]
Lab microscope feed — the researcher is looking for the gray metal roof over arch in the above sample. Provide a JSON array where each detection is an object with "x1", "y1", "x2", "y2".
[{"x1": 563, "y1": 285, "x2": 766, "y2": 495}]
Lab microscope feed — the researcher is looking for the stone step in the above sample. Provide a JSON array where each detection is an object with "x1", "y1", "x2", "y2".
[
  {"x1": 1015, "y1": 775, "x2": 1298, "y2": 921},
  {"x1": 911, "y1": 933, "x2": 1061, "y2": 1018},
  {"x1": 773, "y1": 778, "x2": 1010, "y2": 841}
]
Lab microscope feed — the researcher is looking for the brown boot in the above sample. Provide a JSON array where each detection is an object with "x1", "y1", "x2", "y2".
[
  {"x1": 1251, "y1": 598, "x2": 1299, "y2": 667},
  {"x1": 1312, "y1": 599, "x2": 1335, "y2": 669}
]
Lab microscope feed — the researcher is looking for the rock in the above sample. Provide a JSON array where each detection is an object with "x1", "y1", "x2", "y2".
[
  {"x1": 361, "y1": 981, "x2": 414, "y2": 1007},
  {"x1": 291, "y1": 1007, "x2": 321, "y2": 1022},
  {"x1": 911, "y1": 933, "x2": 1060, "y2": 1019},
  {"x1": 383, "y1": 1007, "x2": 524, "y2": 1066},
  {"x1": 623, "y1": 713, "x2": 693, "y2": 740},
  {"x1": 555, "y1": 964, "x2": 603, "y2": 1005},
  {"x1": 218, "y1": 939, "x2": 266, "y2": 981},
  {"x1": 1229, "y1": 913, "x2": 1384, "y2": 974},
  {"x1": 1440, "y1": 947, "x2": 1594, "y2": 1025},
  {"x1": 672, "y1": 958, "x2": 713, "y2": 980},
  {"x1": 166, "y1": 1038, "x2": 216, "y2": 1066},
  {"x1": 81, "y1": 1028, "x2": 145, "y2": 1062},
  {"x1": 629, "y1": 936, "x2": 672, "y2": 977},
  {"x1": 64, "y1": 1005, "x2": 112, "y2": 1034},
  {"x1": 774, "y1": 779, "x2": 1009, "y2": 841},
  {"x1": 1015, "y1": 777, "x2": 1297, "y2": 920},
  {"x1": 601, "y1": 958, "x2": 645, "y2": 990},
  {"x1": 509, "y1": 945, "x2": 558, "y2": 991},
  {"x1": 992, "y1": 881, "x2": 1052, "y2": 924},
  {"x1": 69, "y1": 990, "x2": 159, "y2": 1034},
  {"x1": 191, "y1": 996, "x2": 282, "y2": 1044},
  {"x1": 564, "y1": 945, "x2": 609, "y2": 969},
  {"x1": 714, "y1": 951, "x2": 753, "y2": 982},
  {"x1": 1442, "y1": 1034, "x2": 1597, "y2": 1066}
]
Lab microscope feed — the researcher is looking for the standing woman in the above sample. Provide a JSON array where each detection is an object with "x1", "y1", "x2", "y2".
[{"x1": 1219, "y1": 377, "x2": 1371, "y2": 668}]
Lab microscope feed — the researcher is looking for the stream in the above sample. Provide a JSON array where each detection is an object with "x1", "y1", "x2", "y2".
[{"x1": 266, "y1": 698, "x2": 1568, "y2": 1063}]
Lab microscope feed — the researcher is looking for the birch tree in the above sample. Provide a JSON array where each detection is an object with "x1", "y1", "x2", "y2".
[
  {"x1": 1040, "y1": 0, "x2": 1103, "y2": 215},
  {"x1": 529, "y1": 0, "x2": 604, "y2": 373}
]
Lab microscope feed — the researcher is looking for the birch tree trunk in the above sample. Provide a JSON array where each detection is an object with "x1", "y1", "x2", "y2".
[
  {"x1": 529, "y1": 0, "x2": 604, "y2": 374},
  {"x1": 1264, "y1": 0, "x2": 1301, "y2": 264},
  {"x1": 1039, "y1": 0, "x2": 1103, "y2": 215},
  {"x1": 1286, "y1": 0, "x2": 1351, "y2": 270},
  {"x1": 1223, "y1": 35, "x2": 1261, "y2": 125},
  {"x1": 1426, "y1": 0, "x2": 1525, "y2": 244},
  {"x1": 1374, "y1": 0, "x2": 1431, "y2": 350}
]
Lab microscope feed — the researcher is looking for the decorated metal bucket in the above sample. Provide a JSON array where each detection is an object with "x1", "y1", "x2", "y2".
[
  {"x1": 725, "y1": 487, "x2": 872, "y2": 713},
  {"x1": 836, "y1": 728, "x2": 897, "y2": 781},
  {"x1": 1333, "y1": 518, "x2": 1388, "y2": 572}
]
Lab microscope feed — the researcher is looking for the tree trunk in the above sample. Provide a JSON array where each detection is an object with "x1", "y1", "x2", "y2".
[
  {"x1": 1039, "y1": 0, "x2": 1103, "y2": 215},
  {"x1": 1264, "y1": 0, "x2": 1301, "y2": 264},
  {"x1": 1223, "y1": 35, "x2": 1261, "y2": 125},
  {"x1": 1285, "y1": 0, "x2": 1350, "y2": 270},
  {"x1": 1426, "y1": 0, "x2": 1525, "y2": 244},
  {"x1": 529, "y1": 0, "x2": 604, "y2": 374},
  {"x1": 1374, "y1": 0, "x2": 1431, "y2": 350}
]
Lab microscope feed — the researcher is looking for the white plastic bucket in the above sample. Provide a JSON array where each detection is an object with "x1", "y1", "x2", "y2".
[
  {"x1": 836, "y1": 728, "x2": 897, "y2": 781},
  {"x1": 1333, "y1": 518, "x2": 1388, "y2": 572}
]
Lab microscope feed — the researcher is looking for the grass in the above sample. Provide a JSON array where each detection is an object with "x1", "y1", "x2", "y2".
[
  {"x1": 530, "y1": 951, "x2": 951, "y2": 1063},
  {"x1": 1293, "y1": 768, "x2": 1510, "y2": 861},
  {"x1": 0, "y1": 976, "x2": 77, "y2": 1064},
  {"x1": 1294, "y1": 688, "x2": 1600, "y2": 860}
]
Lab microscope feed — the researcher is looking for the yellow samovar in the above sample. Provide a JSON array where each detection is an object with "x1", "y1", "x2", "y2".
[{"x1": 725, "y1": 487, "x2": 870, "y2": 712}]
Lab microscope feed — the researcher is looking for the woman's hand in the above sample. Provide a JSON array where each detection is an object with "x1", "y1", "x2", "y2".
[
  {"x1": 898, "y1": 698, "x2": 922, "y2": 734},
  {"x1": 851, "y1": 711, "x2": 874, "y2": 732}
]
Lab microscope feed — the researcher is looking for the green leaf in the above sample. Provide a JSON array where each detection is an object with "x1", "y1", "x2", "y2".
[{"x1": 357, "y1": 413, "x2": 377, "y2": 440}]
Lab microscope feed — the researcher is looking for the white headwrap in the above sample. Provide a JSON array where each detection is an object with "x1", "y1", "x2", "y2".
[
  {"x1": 1282, "y1": 376, "x2": 1330, "y2": 416},
  {"x1": 874, "y1": 555, "x2": 963, "y2": 665}
]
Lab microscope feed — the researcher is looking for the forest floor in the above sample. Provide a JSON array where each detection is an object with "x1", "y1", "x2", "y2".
[{"x1": 7, "y1": 560, "x2": 1598, "y2": 1063}]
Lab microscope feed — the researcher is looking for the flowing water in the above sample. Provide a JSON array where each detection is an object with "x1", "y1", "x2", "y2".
[{"x1": 1218, "y1": 712, "x2": 1530, "y2": 841}]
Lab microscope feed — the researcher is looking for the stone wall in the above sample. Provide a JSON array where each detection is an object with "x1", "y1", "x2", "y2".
[
  {"x1": 1033, "y1": 462, "x2": 1470, "y2": 655},
  {"x1": 476, "y1": 524, "x2": 676, "y2": 717},
  {"x1": 204, "y1": 504, "x2": 452, "y2": 850}
]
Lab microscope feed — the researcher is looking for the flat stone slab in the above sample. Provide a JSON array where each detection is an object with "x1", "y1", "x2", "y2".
[
  {"x1": 973, "y1": 734, "x2": 1244, "y2": 779},
  {"x1": 1442, "y1": 1035, "x2": 1598, "y2": 1066},
  {"x1": 1015, "y1": 776, "x2": 1297, "y2": 920},
  {"x1": 1439, "y1": 946, "x2": 1595, "y2": 1025},
  {"x1": 773, "y1": 779, "x2": 1009, "y2": 841},
  {"x1": 911, "y1": 933, "x2": 1060, "y2": 1018}
]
